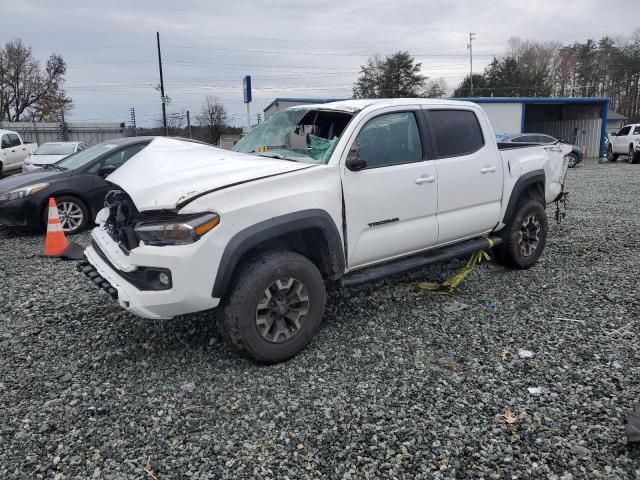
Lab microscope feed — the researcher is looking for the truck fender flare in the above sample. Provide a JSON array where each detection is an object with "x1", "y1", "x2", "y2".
[
  {"x1": 503, "y1": 170, "x2": 545, "y2": 223},
  {"x1": 212, "y1": 209, "x2": 345, "y2": 298}
]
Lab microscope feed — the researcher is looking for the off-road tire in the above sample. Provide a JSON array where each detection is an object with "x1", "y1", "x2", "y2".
[
  {"x1": 607, "y1": 145, "x2": 618, "y2": 162},
  {"x1": 220, "y1": 250, "x2": 326, "y2": 363},
  {"x1": 493, "y1": 199, "x2": 548, "y2": 269}
]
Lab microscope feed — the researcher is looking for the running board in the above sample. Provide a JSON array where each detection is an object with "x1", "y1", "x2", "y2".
[{"x1": 339, "y1": 236, "x2": 502, "y2": 288}]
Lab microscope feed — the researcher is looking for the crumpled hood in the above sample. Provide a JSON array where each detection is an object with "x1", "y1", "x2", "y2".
[{"x1": 107, "y1": 137, "x2": 314, "y2": 211}]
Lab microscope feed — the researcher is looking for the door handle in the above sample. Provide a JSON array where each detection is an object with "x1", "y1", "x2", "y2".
[
  {"x1": 415, "y1": 175, "x2": 436, "y2": 184},
  {"x1": 480, "y1": 166, "x2": 497, "y2": 174}
]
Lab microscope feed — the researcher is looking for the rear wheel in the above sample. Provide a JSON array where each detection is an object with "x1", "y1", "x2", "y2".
[
  {"x1": 607, "y1": 145, "x2": 618, "y2": 162},
  {"x1": 493, "y1": 199, "x2": 548, "y2": 269},
  {"x1": 220, "y1": 250, "x2": 326, "y2": 363},
  {"x1": 629, "y1": 146, "x2": 639, "y2": 164}
]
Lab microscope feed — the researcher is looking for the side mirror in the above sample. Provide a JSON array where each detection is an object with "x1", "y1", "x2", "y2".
[
  {"x1": 346, "y1": 156, "x2": 367, "y2": 171},
  {"x1": 557, "y1": 137, "x2": 566, "y2": 143},
  {"x1": 97, "y1": 165, "x2": 117, "y2": 177},
  {"x1": 610, "y1": 132, "x2": 616, "y2": 136}
]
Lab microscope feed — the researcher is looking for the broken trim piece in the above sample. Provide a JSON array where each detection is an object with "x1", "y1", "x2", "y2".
[{"x1": 175, "y1": 165, "x2": 317, "y2": 210}]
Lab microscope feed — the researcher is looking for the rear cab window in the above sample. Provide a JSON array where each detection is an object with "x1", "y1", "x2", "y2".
[{"x1": 426, "y1": 109, "x2": 485, "y2": 157}]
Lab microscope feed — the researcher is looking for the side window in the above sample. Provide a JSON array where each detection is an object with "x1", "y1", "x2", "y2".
[
  {"x1": 634, "y1": 126, "x2": 640, "y2": 135},
  {"x1": 429, "y1": 110, "x2": 485, "y2": 157},
  {"x1": 618, "y1": 126, "x2": 631, "y2": 136},
  {"x1": 0, "y1": 135, "x2": 9, "y2": 149},
  {"x1": 350, "y1": 112, "x2": 422, "y2": 168},
  {"x1": 538, "y1": 135, "x2": 556, "y2": 144},
  {"x1": 8, "y1": 134, "x2": 21, "y2": 147},
  {"x1": 87, "y1": 144, "x2": 146, "y2": 174}
]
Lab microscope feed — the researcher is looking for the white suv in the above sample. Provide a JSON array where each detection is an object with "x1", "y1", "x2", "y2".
[
  {"x1": 607, "y1": 124, "x2": 640, "y2": 163},
  {"x1": 79, "y1": 99, "x2": 569, "y2": 362}
]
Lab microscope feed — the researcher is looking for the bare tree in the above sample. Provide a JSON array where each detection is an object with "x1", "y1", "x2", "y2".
[
  {"x1": 197, "y1": 96, "x2": 227, "y2": 145},
  {"x1": 424, "y1": 78, "x2": 449, "y2": 98},
  {"x1": 0, "y1": 39, "x2": 71, "y2": 121},
  {"x1": 155, "y1": 110, "x2": 185, "y2": 136}
]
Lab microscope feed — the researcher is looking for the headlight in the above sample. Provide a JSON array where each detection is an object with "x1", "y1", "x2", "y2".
[
  {"x1": 0, "y1": 183, "x2": 49, "y2": 203},
  {"x1": 134, "y1": 213, "x2": 220, "y2": 246}
]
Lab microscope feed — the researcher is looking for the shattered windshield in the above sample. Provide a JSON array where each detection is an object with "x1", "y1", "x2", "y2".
[{"x1": 233, "y1": 108, "x2": 353, "y2": 164}]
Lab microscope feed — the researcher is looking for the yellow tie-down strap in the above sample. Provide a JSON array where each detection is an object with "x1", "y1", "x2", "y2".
[{"x1": 416, "y1": 238, "x2": 494, "y2": 295}]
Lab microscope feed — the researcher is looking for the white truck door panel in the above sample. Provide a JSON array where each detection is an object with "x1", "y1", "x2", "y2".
[
  {"x1": 341, "y1": 109, "x2": 438, "y2": 268},
  {"x1": 613, "y1": 126, "x2": 630, "y2": 153},
  {"x1": 5, "y1": 133, "x2": 23, "y2": 168},
  {"x1": 424, "y1": 108, "x2": 503, "y2": 244}
]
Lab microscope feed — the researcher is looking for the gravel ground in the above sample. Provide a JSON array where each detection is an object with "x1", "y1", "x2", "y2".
[{"x1": 1, "y1": 161, "x2": 639, "y2": 479}]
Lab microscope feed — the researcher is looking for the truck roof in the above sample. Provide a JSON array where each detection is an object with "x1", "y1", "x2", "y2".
[
  {"x1": 0, "y1": 129, "x2": 19, "y2": 136},
  {"x1": 290, "y1": 98, "x2": 479, "y2": 114}
]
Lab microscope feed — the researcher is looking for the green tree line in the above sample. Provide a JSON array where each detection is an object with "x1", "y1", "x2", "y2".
[
  {"x1": 453, "y1": 33, "x2": 640, "y2": 122},
  {"x1": 354, "y1": 31, "x2": 640, "y2": 123}
]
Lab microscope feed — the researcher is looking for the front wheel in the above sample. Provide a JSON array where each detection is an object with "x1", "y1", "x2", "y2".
[
  {"x1": 567, "y1": 152, "x2": 579, "y2": 168},
  {"x1": 220, "y1": 250, "x2": 326, "y2": 363},
  {"x1": 607, "y1": 145, "x2": 618, "y2": 162},
  {"x1": 43, "y1": 195, "x2": 89, "y2": 235},
  {"x1": 493, "y1": 199, "x2": 548, "y2": 269}
]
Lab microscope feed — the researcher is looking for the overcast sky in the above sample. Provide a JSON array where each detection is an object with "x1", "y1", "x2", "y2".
[{"x1": 6, "y1": 0, "x2": 640, "y2": 127}]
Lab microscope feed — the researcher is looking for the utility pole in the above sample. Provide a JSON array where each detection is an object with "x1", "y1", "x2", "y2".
[
  {"x1": 467, "y1": 32, "x2": 476, "y2": 96},
  {"x1": 156, "y1": 32, "x2": 168, "y2": 136},
  {"x1": 186, "y1": 110, "x2": 192, "y2": 139}
]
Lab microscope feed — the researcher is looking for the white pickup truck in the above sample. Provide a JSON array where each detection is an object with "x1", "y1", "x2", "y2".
[
  {"x1": 78, "y1": 99, "x2": 569, "y2": 362},
  {"x1": 607, "y1": 123, "x2": 640, "y2": 163},
  {"x1": 0, "y1": 130, "x2": 38, "y2": 175}
]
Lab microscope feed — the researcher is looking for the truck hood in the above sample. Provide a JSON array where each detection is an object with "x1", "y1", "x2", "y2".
[{"x1": 107, "y1": 137, "x2": 316, "y2": 211}]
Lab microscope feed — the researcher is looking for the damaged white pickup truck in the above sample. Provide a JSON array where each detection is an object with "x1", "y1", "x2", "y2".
[{"x1": 79, "y1": 99, "x2": 569, "y2": 362}]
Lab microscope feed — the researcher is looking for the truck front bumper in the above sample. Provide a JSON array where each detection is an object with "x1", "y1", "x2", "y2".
[{"x1": 81, "y1": 227, "x2": 220, "y2": 319}]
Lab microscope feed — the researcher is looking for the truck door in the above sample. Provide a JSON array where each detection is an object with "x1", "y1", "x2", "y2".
[
  {"x1": 423, "y1": 108, "x2": 503, "y2": 245},
  {"x1": 613, "y1": 126, "x2": 631, "y2": 153},
  {"x1": 341, "y1": 107, "x2": 438, "y2": 268},
  {"x1": 6, "y1": 133, "x2": 25, "y2": 168},
  {"x1": 0, "y1": 134, "x2": 10, "y2": 169}
]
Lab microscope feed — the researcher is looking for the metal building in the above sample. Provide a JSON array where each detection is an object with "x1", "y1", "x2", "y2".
[{"x1": 456, "y1": 98, "x2": 609, "y2": 158}]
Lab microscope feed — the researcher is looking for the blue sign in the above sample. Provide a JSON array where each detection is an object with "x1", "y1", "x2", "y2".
[{"x1": 243, "y1": 75, "x2": 252, "y2": 103}]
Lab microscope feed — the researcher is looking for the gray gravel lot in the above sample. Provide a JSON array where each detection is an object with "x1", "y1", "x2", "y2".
[{"x1": 1, "y1": 161, "x2": 639, "y2": 479}]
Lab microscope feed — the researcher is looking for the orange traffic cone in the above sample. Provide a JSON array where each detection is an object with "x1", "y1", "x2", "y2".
[{"x1": 44, "y1": 197, "x2": 69, "y2": 256}]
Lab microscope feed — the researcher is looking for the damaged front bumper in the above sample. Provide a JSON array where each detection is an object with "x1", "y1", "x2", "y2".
[{"x1": 80, "y1": 227, "x2": 221, "y2": 319}]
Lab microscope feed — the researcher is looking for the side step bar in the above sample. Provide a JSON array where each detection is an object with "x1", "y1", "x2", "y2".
[{"x1": 339, "y1": 236, "x2": 502, "y2": 288}]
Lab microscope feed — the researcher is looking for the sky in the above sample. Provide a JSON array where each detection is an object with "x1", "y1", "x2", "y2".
[{"x1": 5, "y1": 0, "x2": 640, "y2": 127}]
